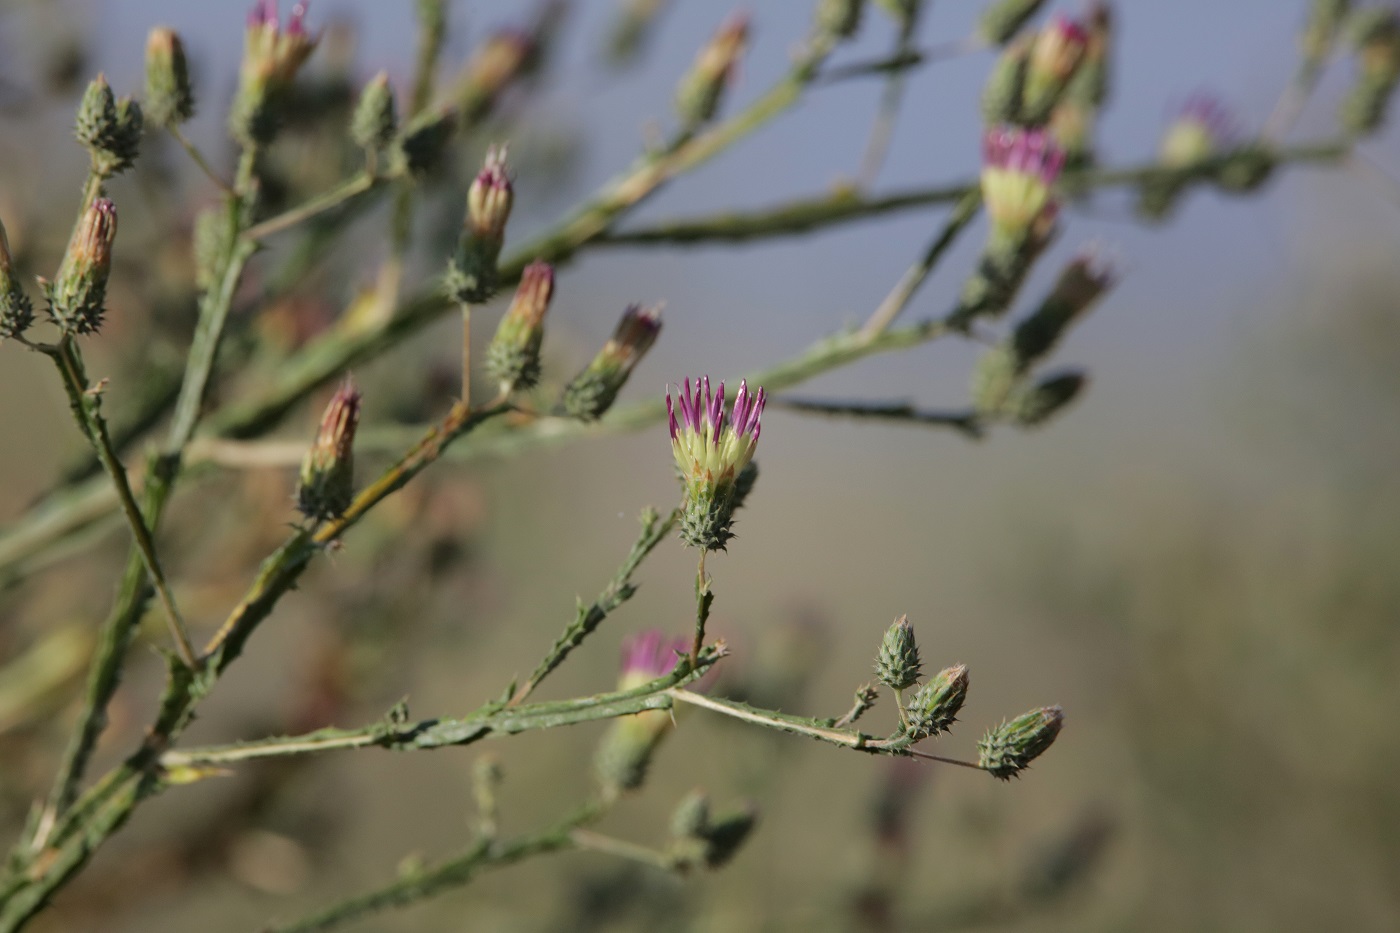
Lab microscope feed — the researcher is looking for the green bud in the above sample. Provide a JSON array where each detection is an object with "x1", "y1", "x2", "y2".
[
  {"x1": 701, "y1": 806, "x2": 758, "y2": 868},
  {"x1": 950, "y1": 221, "x2": 1058, "y2": 329},
  {"x1": 76, "y1": 75, "x2": 143, "y2": 178},
  {"x1": 902, "y1": 664, "x2": 970, "y2": 740},
  {"x1": 874, "y1": 615, "x2": 921, "y2": 691},
  {"x1": 392, "y1": 107, "x2": 455, "y2": 178},
  {"x1": 0, "y1": 217, "x2": 33, "y2": 340},
  {"x1": 445, "y1": 147, "x2": 513, "y2": 303},
  {"x1": 351, "y1": 71, "x2": 398, "y2": 153},
  {"x1": 971, "y1": 344, "x2": 1019, "y2": 417},
  {"x1": 144, "y1": 27, "x2": 195, "y2": 127},
  {"x1": 1007, "y1": 370, "x2": 1087, "y2": 427},
  {"x1": 46, "y1": 198, "x2": 117, "y2": 335},
  {"x1": 675, "y1": 12, "x2": 749, "y2": 128},
  {"x1": 979, "y1": 0, "x2": 1048, "y2": 46},
  {"x1": 816, "y1": 0, "x2": 865, "y2": 40},
  {"x1": 594, "y1": 708, "x2": 673, "y2": 794},
  {"x1": 1010, "y1": 252, "x2": 1115, "y2": 368},
  {"x1": 1303, "y1": 0, "x2": 1351, "y2": 63},
  {"x1": 1342, "y1": 11, "x2": 1400, "y2": 134},
  {"x1": 484, "y1": 261, "x2": 553, "y2": 394},
  {"x1": 978, "y1": 705, "x2": 1064, "y2": 779},
  {"x1": 669, "y1": 789, "x2": 711, "y2": 840},
  {"x1": 296, "y1": 377, "x2": 361, "y2": 523},
  {"x1": 606, "y1": 0, "x2": 669, "y2": 66},
  {"x1": 561, "y1": 303, "x2": 662, "y2": 420},
  {"x1": 982, "y1": 35, "x2": 1030, "y2": 125}
]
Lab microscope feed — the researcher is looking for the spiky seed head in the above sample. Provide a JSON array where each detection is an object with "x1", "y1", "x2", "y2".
[{"x1": 874, "y1": 615, "x2": 921, "y2": 691}]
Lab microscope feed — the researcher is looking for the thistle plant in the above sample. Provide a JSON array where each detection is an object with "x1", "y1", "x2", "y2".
[{"x1": 0, "y1": 2, "x2": 1380, "y2": 931}]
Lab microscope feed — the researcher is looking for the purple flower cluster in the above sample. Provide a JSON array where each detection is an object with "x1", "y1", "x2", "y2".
[
  {"x1": 982, "y1": 126, "x2": 1067, "y2": 186},
  {"x1": 248, "y1": 0, "x2": 310, "y2": 34},
  {"x1": 621, "y1": 630, "x2": 689, "y2": 684}
]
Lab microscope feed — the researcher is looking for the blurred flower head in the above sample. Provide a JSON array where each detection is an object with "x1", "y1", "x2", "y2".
[
  {"x1": 1159, "y1": 93, "x2": 1236, "y2": 168},
  {"x1": 981, "y1": 126, "x2": 1065, "y2": 237}
]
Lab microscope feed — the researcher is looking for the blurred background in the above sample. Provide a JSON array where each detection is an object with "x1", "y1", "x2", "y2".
[{"x1": 0, "y1": 0, "x2": 1398, "y2": 930}]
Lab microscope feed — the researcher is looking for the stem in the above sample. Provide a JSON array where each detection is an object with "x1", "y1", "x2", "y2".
[
  {"x1": 43, "y1": 340, "x2": 196, "y2": 670},
  {"x1": 460, "y1": 302, "x2": 471, "y2": 408},
  {"x1": 773, "y1": 397, "x2": 981, "y2": 437},
  {"x1": 692, "y1": 551, "x2": 711, "y2": 667},
  {"x1": 243, "y1": 172, "x2": 379, "y2": 242},
  {"x1": 569, "y1": 829, "x2": 674, "y2": 871},
  {"x1": 167, "y1": 125, "x2": 234, "y2": 195},
  {"x1": 264, "y1": 801, "x2": 604, "y2": 933},
  {"x1": 509, "y1": 507, "x2": 679, "y2": 706},
  {"x1": 856, "y1": 4, "x2": 924, "y2": 187}
]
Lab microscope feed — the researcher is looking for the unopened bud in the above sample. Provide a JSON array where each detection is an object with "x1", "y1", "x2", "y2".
[
  {"x1": 1343, "y1": 11, "x2": 1400, "y2": 135},
  {"x1": 1021, "y1": 15, "x2": 1089, "y2": 123},
  {"x1": 47, "y1": 198, "x2": 117, "y2": 335},
  {"x1": 978, "y1": 705, "x2": 1064, "y2": 779},
  {"x1": 231, "y1": 0, "x2": 318, "y2": 146},
  {"x1": 1010, "y1": 251, "x2": 1116, "y2": 368},
  {"x1": 675, "y1": 12, "x2": 749, "y2": 128},
  {"x1": 446, "y1": 146, "x2": 513, "y2": 303},
  {"x1": 0, "y1": 218, "x2": 33, "y2": 340},
  {"x1": 144, "y1": 27, "x2": 195, "y2": 127},
  {"x1": 350, "y1": 71, "x2": 397, "y2": 153},
  {"x1": 561, "y1": 303, "x2": 662, "y2": 420},
  {"x1": 1303, "y1": 0, "x2": 1351, "y2": 64},
  {"x1": 816, "y1": 0, "x2": 865, "y2": 40},
  {"x1": 606, "y1": 0, "x2": 670, "y2": 66},
  {"x1": 296, "y1": 377, "x2": 360, "y2": 522},
  {"x1": 76, "y1": 75, "x2": 143, "y2": 178},
  {"x1": 1007, "y1": 370, "x2": 1087, "y2": 427},
  {"x1": 979, "y1": 0, "x2": 1049, "y2": 46},
  {"x1": 701, "y1": 805, "x2": 758, "y2": 868},
  {"x1": 669, "y1": 789, "x2": 711, "y2": 840},
  {"x1": 485, "y1": 260, "x2": 553, "y2": 394},
  {"x1": 458, "y1": 29, "x2": 535, "y2": 119},
  {"x1": 981, "y1": 35, "x2": 1031, "y2": 125},
  {"x1": 903, "y1": 664, "x2": 970, "y2": 740},
  {"x1": 392, "y1": 107, "x2": 455, "y2": 178},
  {"x1": 874, "y1": 615, "x2": 921, "y2": 691}
]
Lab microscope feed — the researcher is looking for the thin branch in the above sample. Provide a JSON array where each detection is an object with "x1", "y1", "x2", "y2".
[
  {"x1": 509, "y1": 507, "x2": 680, "y2": 706},
  {"x1": 243, "y1": 172, "x2": 382, "y2": 242},
  {"x1": 167, "y1": 125, "x2": 234, "y2": 196},
  {"x1": 860, "y1": 187, "x2": 983, "y2": 336},
  {"x1": 773, "y1": 397, "x2": 983, "y2": 438}
]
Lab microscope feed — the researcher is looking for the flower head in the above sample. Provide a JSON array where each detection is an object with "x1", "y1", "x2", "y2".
[
  {"x1": 667, "y1": 376, "x2": 765, "y2": 551},
  {"x1": 0, "y1": 216, "x2": 33, "y2": 340},
  {"x1": 620, "y1": 629, "x2": 689, "y2": 690},
  {"x1": 981, "y1": 126, "x2": 1065, "y2": 237},
  {"x1": 978, "y1": 705, "x2": 1064, "y2": 780},
  {"x1": 1159, "y1": 94, "x2": 1236, "y2": 168},
  {"x1": 467, "y1": 146, "x2": 514, "y2": 242},
  {"x1": 1029, "y1": 15, "x2": 1089, "y2": 84},
  {"x1": 232, "y1": 1, "x2": 317, "y2": 144}
]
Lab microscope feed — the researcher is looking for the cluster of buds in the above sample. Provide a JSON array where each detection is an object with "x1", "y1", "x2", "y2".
[
  {"x1": 0, "y1": 218, "x2": 33, "y2": 340},
  {"x1": 230, "y1": 0, "x2": 318, "y2": 146},
  {"x1": 446, "y1": 147, "x2": 514, "y2": 304},
  {"x1": 296, "y1": 377, "x2": 360, "y2": 523},
  {"x1": 561, "y1": 304, "x2": 662, "y2": 420},
  {"x1": 350, "y1": 71, "x2": 397, "y2": 156},
  {"x1": 44, "y1": 198, "x2": 117, "y2": 336},
  {"x1": 950, "y1": 126, "x2": 1064, "y2": 328},
  {"x1": 1049, "y1": 2, "x2": 1113, "y2": 167},
  {"x1": 972, "y1": 250, "x2": 1113, "y2": 424},
  {"x1": 984, "y1": 14, "x2": 1089, "y2": 127},
  {"x1": 978, "y1": 705, "x2": 1064, "y2": 779},
  {"x1": 75, "y1": 75, "x2": 143, "y2": 179},
  {"x1": 1343, "y1": 8, "x2": 1400, "y2": 135},
  {"x1": 594, "y1": 631, "x2": 689, "y2": 793},
  {"x1": 666, "y1": 789, "x2": 759, "y2": 872},
  {"x1": 485, "y1": 260, "x2": 554, "y2": 395},
  {"x1": 872, "y1": 617, "x2": 969, "y2": 741},
  {"x1": 978, "y1": 0, "x2": 1049, "y2": 46},
  {"x1": 667, "y1": 376, "x2": 766, "y2": 551},
  {"x1": 675, "y1": 12, "x2": 750, "y2": 129},
  {"x1": 143, "y1": 27, "x2": 195, "y2": 128}
]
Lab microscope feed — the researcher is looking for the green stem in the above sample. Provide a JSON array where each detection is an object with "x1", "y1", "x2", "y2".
[
  {"x1": 243, "y1": 172, "x2": 380, "y2": 242},
  {"x1": 265, "y1": 801, "x2": 604, "y2": 933},
  {"x1": 167, "y1": 125, "x2": 234, "y2": 195},
  {"x1": 43, "y1": 339, "x2": 195, "y2": 669},
  {"x1": 509, "y1": 507, "x2": 679, "y2": 706},
  {"x1": 692, "y1": 551, "x2": 712, "y2": 666}
]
